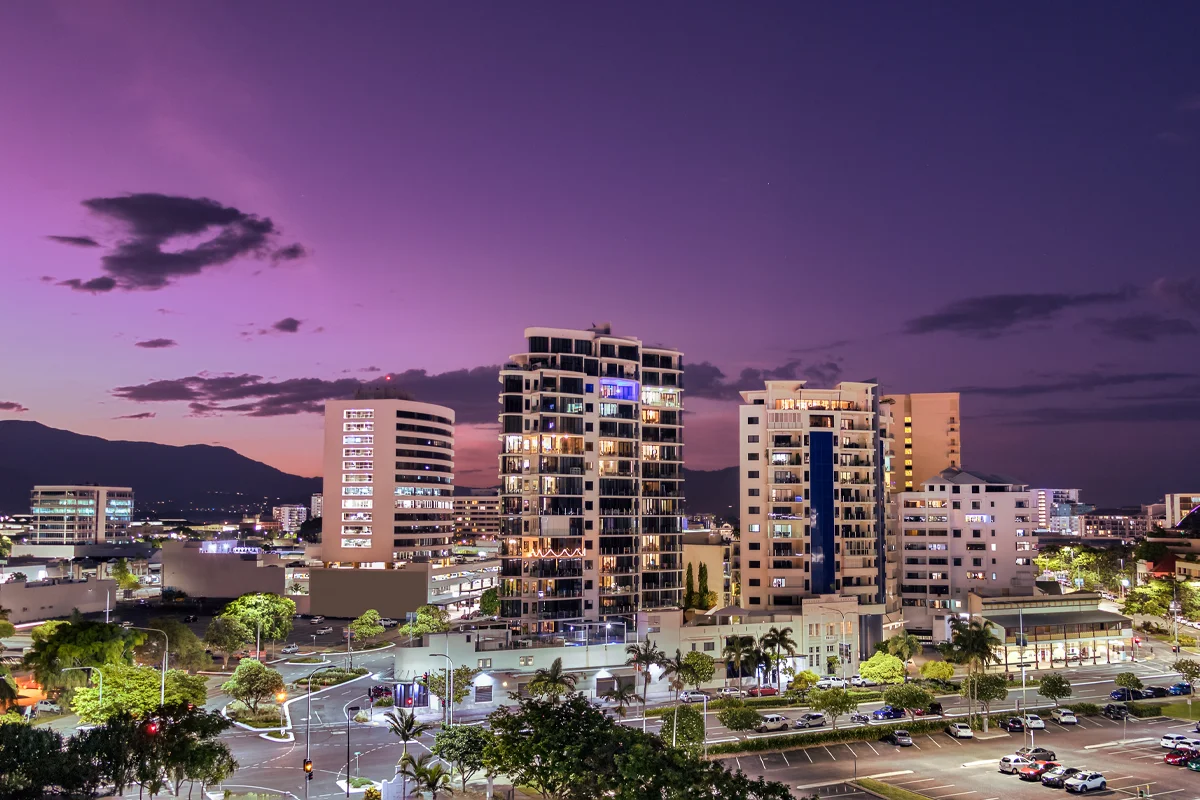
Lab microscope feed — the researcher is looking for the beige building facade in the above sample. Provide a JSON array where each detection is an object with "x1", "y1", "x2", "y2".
[
  {"x1": 1165, "y1": 494, "x2": 1200, "y2": 529},
  {"x1": 882, "y1": 393, "x2": 961, "y2": 492}
]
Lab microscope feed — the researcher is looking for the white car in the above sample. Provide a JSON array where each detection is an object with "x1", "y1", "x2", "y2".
[
  {"x1": 946, "y1": 722, "x2": 974, "y2": 739},
  {"x1": 1051, "y1": 708, "x2": 1078, "y2": 725},
  {"x1": 1023, "y1": 714, "x2": 1046, "y2": 729},
  {"x1": 316, "y1": 626, "x2": 334, "y2": 635},
  {"x1": 716, "y1": 687, "x2": 746, "y2": 699},
  {"x1": 756, "y1": 714, "x2": 790, "y2": 733},
  {"x1": 679, "y1": 690, "x2": 709, "y2": 703},
  {"x1": 999, "y1": 755, "x2": 1034, "y2": 774},
  {"x1": 281, "y1": 644, "x2": 299, "y2": 654},
  {"x1": 850, "y1": 675, "x2": 878, "y2": 687},
  {"x1": 380, "y1": 618, "x2": 399, "y2": 628},
  {"x1": 1064, "y1": 772, "x2": 1106, "y2": 793},
  {"x1": 35, "y1": 699, "x2": 62, "y2": 714},
  {"x1": 310, "y1": 616, "x2": 326, "y2": 624},
  {"x1": 1162, "y1": 733, "x2": 1195, "y2": 748},
  {"x1": 815, "y1": 677, "x2": 848, "y2": 689}
]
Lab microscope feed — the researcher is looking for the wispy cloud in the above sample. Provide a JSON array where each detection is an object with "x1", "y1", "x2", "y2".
[
  {"x1": 135, "y1": 338, "x2": 178, "y2": 349},
  {"x1": 905, "y1": 290, "x2": 1135, "y2": 337},
  {"x1": 953, "y1": 371, "x2": 1190, "y2": 398},
  {"x1": 1085, "y1": 315, "x2": 1197, "y2": 343},
  {"x1": 0, "y1": 401, "x2": 30, "y2": 413}
]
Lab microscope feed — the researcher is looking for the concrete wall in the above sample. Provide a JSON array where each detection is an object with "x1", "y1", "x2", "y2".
[
  {"x1": 307, "y1": 564, "x2": 430, "y2": 618},
  {"x1": 681, "y1": 542, "x2": 725, "y2": 609},
  {"x1": 1, "y1": 577, "x2": 118, "y2": 624},
  {"x1": 160, "y1": 540, "x2": 286, "y2": 598}
]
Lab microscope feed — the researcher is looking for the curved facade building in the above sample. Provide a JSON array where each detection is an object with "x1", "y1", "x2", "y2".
[{"x1": 321, "y1": 392, "x2": 456, "y2": 568}]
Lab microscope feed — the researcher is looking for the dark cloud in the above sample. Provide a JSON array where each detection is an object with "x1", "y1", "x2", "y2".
[
  {"x1": 1085, "y1": 315, "x2": 1197, "y2": 343},
  {"x1": 1001, "y1": 401, "x2": 1200, "y2": 426},
  {"x1": 0, "y1": 401, "x2": 29, "y2": 413},
  {"x1": 56, "y1": 192, "x2": 306, "y2": 292},
  {"x1": 47, "y1": 235, "x2": 100, "y2": 247},
  {"x1": 1150, "y1": 278, "x2": 1200, "y2": 315},
  {"x1": 59, "y1": 276, "x2": 117, "y2": 293},
  {"x1": 112, "y1": 365, "x2": 503, "y2": 422},
  {"x1": 954, "y1": 371, "x2": 1190, "y2": 398},
  {"x1": 114, "y1": 412, "x2": 156, "y2": 420},
  {"x1": 905, "y1": 289, "x2": 1135, "y2": 337},
  {"x1": 361, "y1": 366, "x2": 382, "y2": 373},
  {"x1": 686, "y1": 359, "x2": 844, "y2": 400},
  {"x1": 134, "y1": 338, "x2": 178, "y2": 349},
  {"x1": 40, "y1": 276, "x2": 55, "y2": 283},
  {"x1": 272, "y1": 317, "x2": 302, "y2": 333}
]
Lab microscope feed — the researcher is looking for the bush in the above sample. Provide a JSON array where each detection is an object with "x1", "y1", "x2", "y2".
[
  {"x1": 1065, "y1": 702, "x2": 1101, "y2": 716},
  {"x1": 708, "y1": 718, "x2": 950, "y2": 754},
  {"x1": 293, "y1": 667, "x2": 368, "y2": 690},
  {"x1": 364, "y1": 789, "x2": 382, "y2": 800},
  {"x1": 348, "y1": 776, "x2": 373, "y2": 788},
  {"x1": 1126, "y1": 702, "x2": 1166, "y2": 718},
  {"x1": 373, "y1": 695, "x2": 395, "y2": 707},
  {"x1": 1181, "y1": 635, "x2": 1197, "y2": 648},
  {"x1": 228, "y1": 706, "x2": 286, "y2": 728},
  {"x1": 287, "y1": 656, "x2": 325, "y2": 664}
]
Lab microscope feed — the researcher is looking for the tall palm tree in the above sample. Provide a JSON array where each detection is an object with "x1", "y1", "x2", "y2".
[
  {"x1": 659, "y1": 649, "x2": 687, "y2": 702},
  {"x1": 722, "y1": 635, "x2": 756, "y2": 690},
  {"x1": 945, "y1": 619, "x2": 1001, "y2": 724},
  {"x1": 625, "y1": 636, "x2": 666, "y2": 729},
  {"x1": 602, "y1": 682, "x2": 643, "y2": 718},
  {"x1": 398, "y1": 753, "x2": 452, "y2": 800},
  {"x1": 527, "y1": 656, "x2": 579, "y2": 699},
  {"x1": 887, "y1": 631, "x2": 922, "y2": 665},
  {"x1": 772, "y1": 627, "x2": 798, "y2": 686},
  {"x1": 385, "y1": 709, "x2": 432, "y2": 797}
]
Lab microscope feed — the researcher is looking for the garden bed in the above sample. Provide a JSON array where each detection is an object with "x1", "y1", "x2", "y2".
[
  {"x1": 855, "y1": 778, "x2": 933, "y2": 800},
  {"x1": 291, "y1": 667, "x2": 368, "y2": 691},
  {"x1": 226, "y1": 705, "x2": 287, "y2": 729}
]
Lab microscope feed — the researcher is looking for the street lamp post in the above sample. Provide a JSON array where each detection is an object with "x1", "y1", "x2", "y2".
[
  {"x1": 131, "y1": 626, "x2": 168, "y2": 707},
  {"x1": 276, "y1": 691, "x2": 288, "y2": 730},
  {"x1": 430, "y1": 652, "x2": 455, "y2": 726},
  {"x1": 62, "y1": 666, "x2": 102, "y2": 710},
  {"x1": 305, "y1": 665, "x2": 340, "y2": 800}
]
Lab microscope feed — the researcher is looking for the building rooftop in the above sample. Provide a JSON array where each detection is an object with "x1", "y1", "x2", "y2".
[
  {"x1": 983, "y1": 609, "x2": 1130, "y2": 628},
  {"x1": 928, "y1": 467, "x2": 1026, "y2": 487}
]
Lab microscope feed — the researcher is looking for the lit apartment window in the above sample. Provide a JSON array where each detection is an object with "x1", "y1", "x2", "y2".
[
  {"x1": 478, "y1": 658, "x2": 492, "y2": 669},
  {"x1": 341, "y1": 525, "x2": 372, "y2": 535},
  {"x1": 771, "y1": 578, "x2": 786, "y2": 588},
  {"x1": 344, "y1": 409, "x2": 374, "y2": 419},
  {"x1": 343, "y1": 448, "x2": 374, "y2": 458},
  {"x1": 341, "y1": 537, "x2": 372, "y2": 548},
  {"x1": 343, "y1": 435, "x2": 374, "y2": 445},
  {"x1": 343, "y1": 461, "x2": 373, "y2": 471},
  {"x1": 519, "y1": 656, "x2": 534, "y2": 667},
  {"x1": 342, "y1": 487, "x2": 373, "y2": 496},
  {"x1": 342, "y1": 512, "x2": 372, "y2": 522},
  {"x1": 342, "y1": 499, "x2": 372, "y2": 509},
  {"x1": 748, "y1": 524, "x2": 760, "y2": 532},
  {"x1": 342, "y1": 474, "x2": 372, "y2": 483},
  {"x1": 343, "y1": 422, "x2": 374, "y2": 432}
]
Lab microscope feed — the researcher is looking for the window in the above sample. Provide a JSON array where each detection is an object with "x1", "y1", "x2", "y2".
[
  {"x1": 475, "y1": 685, "x2": 493, "y2": 703},
  {"x1": 972, "y1": 558, "x2": 982, "y2": 567},
  {"x1": 477, "y1": 658, "x2": 492, "y2": 669},
  {"x1": 747, "y1": 416, "x2": 759, "y2": 425},
  {"x1": 748, "y1": 524, "x2": 760, "y2": 532},
  {"x1": 749, "y1": 578, "x2": 761, "y2": 587},
  {"x1": 952, "y1": 530, "x2": 961, "y2": 538},
  {"x1": 343, "y1": 409, "x2": 374, "y2": 419},
  {"x1": 519, "y1": 656, "x2": 533, "y2": 667},
  {"x1": 749, "y1": 597, "x2": 761, "y2": 605},
  {"x1": 748, "y1": 542, "x2": 761, "y2": 550},
  {"x1": 748, "y1": 560, "x2": 761, "y2": 569},
  {"x1": 952, "y1": 557, "x2": 962, "y2": 566},
  {"x1": 971, "y1": 501, "x2": 980, "y2": 510},
  {"x1": 747, "y1": 453, "x2": 759, "y2": 461},
  {"x1": 972, "y1": 530, "x2": 981, "y2": 538},
  {"x1": 952, "y1": 486, "x2": 960, "y2": 494},
  {"x1": 748, "y1": 506, "x2": 760, "y2": 514},
  {"x1": 343, "y1": 422, "x2": 374, "y2": 432},
  {"x1": 747, "y1": 435, "x2": 760, "y2": 443},
  {"x1": 343, "y1": 435, "x2": 374, "y2": 445},
  {"x1": 343, "y1": 461, "x2": 373, "y2": 471},
  {"x1": 748, "y1": 489, "x2": 760, "y2": 497},
  {"x1": 748, "y1": 471, "x2": 760, "y2": 479},
  {"x1": 772, "y1": 578, "x2": 786, "y2": 588},
  {"x1": 342, "y1": 473, "x2": 372, "y2": 483},
  {"x1": 952, "y1": 501, "x2": 960, "y2": 509},
  {"x1": 341, "y1": 537, "x2": 372, "y2": 548},
  {"x1": 342, "y1": 499, "x2": 372, "y2": 509},
  {"x1": 703, "y1": 641, "x2": 715, "y2": 652},
  {"x1": 343, "y1": 448, "x2": 374, "y2": 458},
  {"x1": 342, "y1": 486, "x2": 373, "y2": 496},
  {"x1": 971, "y1": 486, "x2": 980, "y2": 494}
]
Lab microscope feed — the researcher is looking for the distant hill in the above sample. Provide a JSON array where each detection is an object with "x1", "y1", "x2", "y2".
[{"x1": 0, "y1": 420, "x2": 319, "y2": 516}]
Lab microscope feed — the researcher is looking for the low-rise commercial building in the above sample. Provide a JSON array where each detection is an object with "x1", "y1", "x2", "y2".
[
  {"x1": 1081, "y1": 508, "x2": 1150, "y2": 539},
  {"x1": 29, "y1": 485, "x2": 134, "y2": 545},
  {"x1": 970, "y1": 591, "x2": 1134, "y2": 669},
  {"x1": 0, "y1": 576, "x2": 119, "y2": 625}
]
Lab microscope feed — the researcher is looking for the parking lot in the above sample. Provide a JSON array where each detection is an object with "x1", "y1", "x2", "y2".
[{"x1": 722, "y1": 712, "x2": 1200, "y2": 799}]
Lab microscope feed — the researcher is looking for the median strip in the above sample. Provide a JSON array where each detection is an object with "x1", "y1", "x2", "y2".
[{"x1": 1083, "y1": 736, "x2": 1154, "y2": 749}]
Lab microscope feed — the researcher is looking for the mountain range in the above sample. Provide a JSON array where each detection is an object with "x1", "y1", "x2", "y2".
[{"x1": 0, "y1": 420, "x2": 737, "y2": 519}]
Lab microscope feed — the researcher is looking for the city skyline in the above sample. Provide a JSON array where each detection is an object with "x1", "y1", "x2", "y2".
[{"x1": 3, "y1": 4, "x2": 1199, "y2": 505}]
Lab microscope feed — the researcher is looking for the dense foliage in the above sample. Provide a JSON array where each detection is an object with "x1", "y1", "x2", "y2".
[{"x1": 71, "y1": 664, "x2": 207, "y2": 723}]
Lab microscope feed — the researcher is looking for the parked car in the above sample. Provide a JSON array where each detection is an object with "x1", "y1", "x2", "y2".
[
  {"x1": 679, "y1": 690, "x2": 709, "y2": 703},
  {"x1": 1162, "y1": 734, "x2": 1193, "y2": 749},
  {"x1": 310, "y1": 616, "x2": 326, "y2": 624},
  {"x1": 1187, "y1": 757, "x2": 1200, "y2": 772},
  {"x1": 120, "y1": 621, "x2": 133, "y2": 628},
  {"x1": 872, "y1": 705, "x2": 906, "y2": 720},
  {"x1": 794, "y1": 712, "x2": 827, "y2": 729},
  {"x1": 1051, "y1": 708, "x2": 1078, "y2": 725},
  {"x1": 946, "y1": 723, "x2": 974, "y2": 739},
  {"x1": 1165, "y1": 748, "x2": 1198, "y2": 766},
  {"x1": 747, "y1": 686, "x2": 779, "y2": 697},
  {"x1": 1110, "y1": 687, "x2": 1141, "y2": 701},
  {"x1": 756, "y1": 714, "x2": 790, "y2": 733},
  {"x1": 1063, "y1": 771, "x2": 1106, "y2": 793},
  {"x1": 281, "y1": 643, "x2": 299, "y2": 654},
  {"x1": 1102, "y1": 703, "x2": 1128, "y2": 720},
  {"x1": 369, "y1": 684, "x2": 393, "y2": 699},
  {"x1": 1170, "y1": 683, "x2": 1194, "y2": 696},
  {"x1": 1143, "y1": 686, "x2": 1169, "y2": 698},
  {"x1": 928, "y1": 701, "x2": 943, "y2": 716},
  {"x1": 815, "y1": 677, "x2": 848, "y2": 689},
  {"x1": 1019, "y1": 761, "x2": 1060, "y2": 781},
  {"x1": 850, "y1": 675, "x2": 878, "y2": 687},
  {"x1": 883, "y1": 729, "x2": 913, "y2": 747},
  {"x1": 1016, "y1": 746, "x2": 1057, "y2": 761},
  {"x1": 380, "y1": 618, "x2": 399, "y2": 628},
  {"x1": 999, "y1": 755, "x2": 1034, "y2": 774},
  {"x1": 183, "y1": 614, "x2": 199, "y2": 623},
  {"x1": 1000, "y1": 717, "x2": 1025, "y2": 732},
  {"x1": 35, "y1": 699, "x2": 62, "y2": 714},
  {"x1": 1042, "y1": 766, "x2": 1083, "y2": 788},
  {"x1": 1024, "y1": 714, "x2": 1046, "y2": 730},
  {"x1": 851, "y1": 712, "x2": 871, "y2": 725},
  {"x1": 716, "y1": 687, "x2": 746, "y2": 700},
  {"x1": 316, "y1": 626, "x2": 334, "y2": 635}
]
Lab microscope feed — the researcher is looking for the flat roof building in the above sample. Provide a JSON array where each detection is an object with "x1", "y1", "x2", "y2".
[
  {"x1": 882, "y1": 393, "x2": 961, "y2": 493},
  {"x1": 29, "y1": 485, "x2": 134, "y2": 545}
]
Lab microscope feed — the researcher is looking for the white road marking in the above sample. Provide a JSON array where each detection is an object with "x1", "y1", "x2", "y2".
[
  {"x1": 961, "y1": 760, "x2": 996, "y2": 768},
  {"x1": 863, "y1": 771, "x2": 914, "y2": 780},
  {"x1": 824, "y1": 746, "x2": 838, "y2": 761},
  {"x1": 928, "y1": 735, "x2": 944, "y2": 748},
  {"x1": 925, "y1": 784, "x2": 955, "y2": 791},
  {"x1": 933, "y1": 792, "x2": 977, "y2": 798},
  {"x1": 803, "y1": 748, "x2": 813, "y2": 763},
  {"x1": 864, "y1": 741, "x2": 880, "y2": 756},
  {"x1": 893, "y1": 778, "x2": 938, "y2": 785},
  {"x1": 845, "y1": 743, "x2": 858, "y2": 758},
  {"x1": 781, "y1": 751, "x2": 790, "y2": 767}
]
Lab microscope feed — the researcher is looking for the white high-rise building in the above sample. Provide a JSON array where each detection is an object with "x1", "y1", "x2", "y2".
[
  {"x1": 272, "y1": 504, "x2": 308, "y2": 533},
  {"x1": 737, "y1": 381, "x2": 895, "y2": 651},
  {"x1": 30, "y1": 485, "x2": 134, "y2": 544},
  {"x1": 1165, "y1": 494, "x2": 1200, "y2": 529},
  {"x1": 311, "y1": 493, "x2": 323, "y2": 520},
  {"x1": 898, "y1": 468, "x2": 1038, "y2": 641},
  {"x1": 498, "y1": 325, "x2": 684, "y2": 633},
  {"x1": 1033, "y1": 488, "x2": 1090, "y2": 536},
  {"x1": 321, "y1": 389, "x2": 456, "y2": 568}
]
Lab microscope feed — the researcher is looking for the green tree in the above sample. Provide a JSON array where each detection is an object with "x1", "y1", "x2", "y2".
[
  {"x1": 882, "y1": 683, "x2": 934, "y2": 720},
  {"x1": 760, "y1": 626, "x2": 797, "y2": 686},
  {"x1": 220, "y1": 659, "x2": 285, "y2": 714},
  {"x1": 859, "y1": 652, "x2": 906, "y2": 685},
  {"x1": 681, "y1": 650, "x2": 716, "y2": 690},
  {"x1": 399, "y1": 753, "x2": 453, "y2": 800},
  {"x1": 602, "y1": 682, "x2": 643, "y2": 718},
  {"x1": 385, "y1": 709, "x2": 432, "y2": 796},
  {"x1": 432, "y1": 724, "x2": 494, "y2": 792},
  {"x1": 786, "y1": 669, "x2": 821, "y2": 699},
  {"x1": 0, "y1": 533, "x2": 11, "y2": 559},
  {"x1": 1115, "y1": 671, "x2": 1144, "y2": 691},
  {"x1": 0, "y1": 666, "x2": 18, "y2": 710},
  {"x1": 153, "y1": 703, "x2": 237, "y2": 797},
  {"x1": 422, "y1": 665, "x2": 479, "y2": 720},
  {"x1": 716, "y1": 700, "x2": 762, "y2": 733},
  {"x1": 697, "y1": 562, "x2": 716, "y2": 609},
  {"x1": 22, "y1": 617, "x2": 140, "y2": 691},
  {"x1": 220, "y1": 593, "x2": 296, "y2": 647},
  {"x1": 722, "y1": 635, "x2": 756, "y2": 688},
  {"x1": 134, "y1": 616, "x2": 212, "y2": 672},
  {"x1": 349, "y1": 609, "x2": 385, "y2": 643},
  {"x1": 526, "y1": 657, "x2": 579, "y2": 699},
  {"x1": 807, "y1": 687, "x2": 859, "y2": 730},
  {"x1": 478, "y1": 587, "x2": 500, "y2": 617},
  {"x1": 827, "y1": 654, "x2": 841, "y2": 675},
  {"x1": 625, "y1": 636, "x2": 666, "y2": 721},
  {"x1": 59, "y1": 716, "x2": 140, "y2": 798},
  {"x1": 1173, "y1": 658, "x2": 1200, "y2": 691},
  {"x1": 941, "y1": 619, "x2": 1001, "y2": 721},
  {"x1": 71, "y1": 664, "x2": 208, "y2": 723},
  {"x1": 684, "y1": 563, "x2": 696, "y2": 609},
  {"x1": 660, "y1": 702, "x2": 705, "y2": 750},
  {"x1": 960, "y1": 674, "x2": 1007, "y2": 728},
  {"x1": 0, "y1": 720, "x2": 62, "y2": 799},
  {"x1": 886, "y1": 631, "x2": 922, "y2": 664},
  {"x1": 110, "y1": 557, "x2": 142, "y2": 592},
  {"x1": 203, "y1": 616, "x2": 250, "y2": 670},
  {"x1": 659, "y1": 649, "x2": 688, "y2": 702},
  {"x1": 920, "y1": 660, "x2": 956, "y2": 684},
  {"x1": 1038, "y1": 673, "x2": 1073, "y2": 706}
]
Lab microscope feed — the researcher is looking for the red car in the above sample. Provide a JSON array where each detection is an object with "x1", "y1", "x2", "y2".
[
  {"x1": 1165, "y1": 748, "x2": 1197, "y2": 766},
  {"x1": 1019, "y1": 761, "x2": 1060, "y2": 781},
  {"x1": 747, "y1": 686, "x2": 779, "y2": 697}
]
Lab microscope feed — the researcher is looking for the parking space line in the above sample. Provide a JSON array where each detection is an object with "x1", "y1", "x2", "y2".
[
  {"x1": 802, "y1": 749, "x2": 813, "y2": 763},
  {"x1": 824, "y1": 746, "x2": 838, "y2": 761},
  {"x1": 864, "y1": 741, "x2": 880, "y2": 756},
  {"x1": 948, "y1": 735, "x2": 963, "y2": 746},
  {"x1": 893, "y1": 778, "x2": 938, "y2": 785},
  {"x1": 758, "y1": 755, "x2": 766, "y2": 771},
  {"x1": 781, "y1": 751, "x2": 790, "y2": 767},
  {"x1": 927, "y1": 735, "x2": 943, "y2": 748},
  {"x1": 933, "y1": 792, "x2": 977, "y2": 798},
  {"x1": 911, "y1": 741, "x2": 922, "y2": 750},
  {"x1": 925, "y1": 785, "x2": 955, "y2": 791},
  {"x1": 845, "y1": 743, "x2": 858, "y2": 758}
]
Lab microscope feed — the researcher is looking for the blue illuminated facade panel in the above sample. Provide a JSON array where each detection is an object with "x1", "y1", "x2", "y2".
[{"x1": 809, "y1": 430, "x2": 836, "y2": 595}]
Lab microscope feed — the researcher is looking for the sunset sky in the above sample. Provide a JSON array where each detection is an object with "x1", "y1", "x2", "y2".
[{"x1": 2, "y1": 3, "x2": 1198, "y2": 504}]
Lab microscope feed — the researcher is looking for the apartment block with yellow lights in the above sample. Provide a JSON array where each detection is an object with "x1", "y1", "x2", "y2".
[{"x1": 883, "y1": 392, "x2": 961, "y2": 492}]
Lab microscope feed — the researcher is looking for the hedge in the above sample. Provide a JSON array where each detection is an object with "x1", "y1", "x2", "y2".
[
  {"x1": 707, "y1": 718, "x2": 952, "y2": 755},
  {"x1": 646, "y1": 690, "x2": 885, "y2": 717},
  {"x1": 1065, "y1": 702, "x2": 1101, "y2": 716},
  {"x1": 1126, "y1": 702, "x2": 1166, "y2": 718},
  {"x1": 855, "y1": 778, "x2": 933, "y2": 800}
]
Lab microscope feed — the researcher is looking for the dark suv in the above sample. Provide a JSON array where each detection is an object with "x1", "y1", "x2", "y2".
[{"x1": 1103, "y1": 703, "x2": 1128, "y2": 720}]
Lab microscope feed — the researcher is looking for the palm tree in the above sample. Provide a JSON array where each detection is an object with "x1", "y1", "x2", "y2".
[
  {"x1": 887, "y1": 631, "x2": 922, "y2": 666},
  {"x1": 602, "y1": 682, "x2": 643, "y2": 718},
  {"x1": 398, "y1": 753, "x2": 452, "y2": 800},
  {"x1": 945, "y1": 619, "x2": 1002, "y2": 725},
  {"x1": 526, "y1": 657, "x2": 579, "y2": 699},
  {"x1": 0, "y1": 668, "x2": 17, "y2": 711},
  {"x1": 722, "y1": 635, "x2": 756, "y2": 690},
  {"x1": 659, "y1": 649, "x2": 687, "y2": 702},
  {"x1": 625, "y1": 636, "x2": 666, "y2": 729},
  {"x1": 772, "y1": 626, "x2": 798, "y2": 686},
  {"x1": 385, "y1": 709, "x2": 432, "y2": 796}
]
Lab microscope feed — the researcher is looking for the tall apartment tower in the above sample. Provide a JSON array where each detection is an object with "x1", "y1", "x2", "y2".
[
  {"x1": 738, "y1": 381, "x2": 893, "y2": 648},
  {"x1": 321, "y1": 388, "x2": 456, "y2": 568},
  {"x1": 498, "y1": 326, "x2": 684, "y2": 633},
  {"x1": 883, "y1": 393, "x2": 961, "y2": 492}
]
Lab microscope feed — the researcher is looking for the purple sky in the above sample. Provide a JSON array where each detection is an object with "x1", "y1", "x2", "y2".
[{"x1": 2, "y1": 3, "x2": 1198, "y2": 504}]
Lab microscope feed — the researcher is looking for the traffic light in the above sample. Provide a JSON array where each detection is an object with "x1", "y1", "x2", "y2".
[{"x1": 303, "y1": 759, "x2": 314, "y2": 780}]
